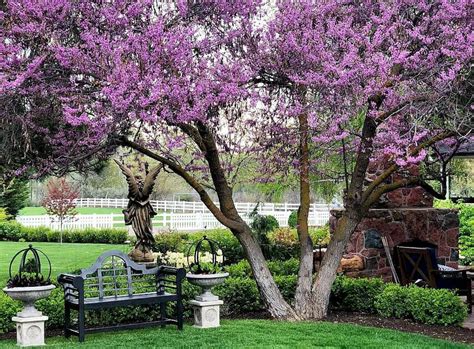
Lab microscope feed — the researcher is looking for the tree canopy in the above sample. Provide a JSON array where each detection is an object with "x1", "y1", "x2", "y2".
[{"x1": 1, "y1": 0, "x2": 472, "y2": 320}]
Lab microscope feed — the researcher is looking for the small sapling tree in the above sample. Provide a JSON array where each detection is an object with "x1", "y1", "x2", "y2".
[{"x1": 42, "y1": 178, "x2": 79, "y2": 243}]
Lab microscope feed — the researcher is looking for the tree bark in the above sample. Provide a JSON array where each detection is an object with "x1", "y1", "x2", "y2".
[
  {"x1": 311, "y1": 212, "x2": 360, "y2": 319},
  {"x1": 294, "y1": 112, "x2": 313, "y2": 318},
  {"x1": 232, "y1": 223, "x2": 299, "y2": 319}
]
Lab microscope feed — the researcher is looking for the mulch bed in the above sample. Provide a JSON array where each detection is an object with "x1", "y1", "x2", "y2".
[{"x1": 325, "y1": 311, "x2": 474, "y2": 344}]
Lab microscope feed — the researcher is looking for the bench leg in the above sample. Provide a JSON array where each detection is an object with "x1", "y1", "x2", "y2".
[
  {"x1": 467, "y1": 288, "x2": 472, "y2": 314},
  {"x1": 64, "y1": 304, "x2": 71, "y2": 338},
  {"x1": 78, "y1": 307, "x2": 85, "y2": 342},
  {"x1": 177, "y1": 299, "x2": 183, "y2": 330},
  {"x1": 160, "y1": 303, "x2": 166, "y2": 328}
]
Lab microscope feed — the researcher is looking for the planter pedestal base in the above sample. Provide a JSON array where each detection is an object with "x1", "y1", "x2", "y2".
[
  {"x1": 12, "y1": 315, "x2": 48, "y2": 347},
  {"x1": 190, "y1": 300, "x2": 223, "y2": 328}
]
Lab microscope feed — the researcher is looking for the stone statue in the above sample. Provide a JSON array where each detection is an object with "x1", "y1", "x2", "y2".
[{"x1": 114, "y1": 160, "x2": 162, "y2": 262}]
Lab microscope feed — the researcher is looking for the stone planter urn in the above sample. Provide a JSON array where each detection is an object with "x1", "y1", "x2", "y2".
[
  {"x1": 3, "y1": 284, "x2": 56, "y2": 318},
  {"x1": 5, "y1": 245, "x2": 54, "y2": 347},
  {"x1": 186, "y1": 273, "x2": 229, "y2": 302},
  {"x1": 186, "y1": 236, "x2": 228, "y2": 328}
]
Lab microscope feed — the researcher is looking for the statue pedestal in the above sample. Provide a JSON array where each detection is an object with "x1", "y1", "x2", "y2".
[
  {"x1": 12, "y1": 315, "x2": 48, "y2": 347},
  {"x1": 190, "y1": 300, "x2": 223, "y2": 328},
  {"x1": 128, "y1": 247, "x2": 154, "y2": 263}
]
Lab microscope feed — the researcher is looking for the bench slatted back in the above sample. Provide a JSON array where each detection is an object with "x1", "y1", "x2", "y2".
[{"x1": 79, "y1": 250, "x2": 159, "y2": 299}]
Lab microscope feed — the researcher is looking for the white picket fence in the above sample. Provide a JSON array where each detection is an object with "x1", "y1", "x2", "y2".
[
  {"x1": 17, "y1": 209, "x2": 331, "y2": 231},
  {"x1": 18, "y1": 198, "x2": 334, "y2": 231},
  {"x1": 75, "y1": 198, "x2": 335, "y2": 214},
  {"x1": 17, "y1": 214, "x2": 115, "y2": 230}
]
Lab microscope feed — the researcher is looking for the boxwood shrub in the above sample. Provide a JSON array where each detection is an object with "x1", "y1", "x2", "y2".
[
  {"x1": 330, "y1": 276, "x2": 386, "y2": 313},
  {"x1": 0, "y1": 221, "x2": 128, "y2": 244},
  {"x1": 375, "y1": 284, "x2": 467, "y2": 326}
]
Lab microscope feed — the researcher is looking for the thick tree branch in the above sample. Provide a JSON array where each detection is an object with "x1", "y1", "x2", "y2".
[
  {"x1": 195, "y1": 121, "x2": 241, "y2": 219},
  {"x1": 361, "y1": 130, "x2": 455, "y2": 204},
  {"x1": 119, "y1": 136, "x2": 244, "y2": 231}
]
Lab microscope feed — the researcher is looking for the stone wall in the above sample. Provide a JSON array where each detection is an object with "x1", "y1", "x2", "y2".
[{"x1": 330, "y1": 208, "x2": 459, "y2": 280}]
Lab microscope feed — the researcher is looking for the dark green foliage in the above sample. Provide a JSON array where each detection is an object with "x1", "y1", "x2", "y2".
[
  {"x1": 153, "y1": 232, "x2": 188, "y2": 254},
  {"x1": 0, "y1": 292, "x2": 21, "y2": 333},
  {"x1": 189, "y1": 261, "x2": 222, "y2": 274},
  {"x1": 0, "y1": 221, "x2": 128, "y2": 244},
  {"x1": 458, "y1": 205, "x2": 474, "y2": 265},
  {"x1": 225, "y1": 258, "x2": 300, "y2": 279},
  {"x1": 405, "y1": 286, "x2": 467, "y2": 326},
  {"x1": 36, "y1": 285, "x2": 65, "y2": 329},
  {"x1": 6, "y1": 273, "x2": 50, "y2": 287},
  {"x1": 288, "y1": 210, "x2": 298, "y2": 228},
  {"x1": 225, "y1": 259, "x2": 253, "y2": 278},
  {"x1": 0, "y1": 178, "x2": 29, "y2": 218},
  {"x1": 250, "y1": 207, "x2": 279, "y2": 255},
  {"x1": 0, "y1": 221, "x2": 25, "y2": 241},
  {"x1": 375, "y1": 284, "x2": 467, "y2": 326},
  {"x1": 215, "y1": 277, "x2": 263, "y2": 315},
  {"x1": 330, "y1": 276, "x2": 386, "y2": 313},
  {"x1": 374, "y1": 284, "x2": 411, "y2": 318},
  {"x1": 268, "y1": 258, "x2": 300, "y2": 276},
  {"x1": 185, "y1": 229, "x2": 244, "y2": 265}
]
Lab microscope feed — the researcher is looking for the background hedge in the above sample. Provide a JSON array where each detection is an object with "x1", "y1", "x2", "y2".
[{"x1": 0, "y1": 221, "x2": 128, "y2": 244}]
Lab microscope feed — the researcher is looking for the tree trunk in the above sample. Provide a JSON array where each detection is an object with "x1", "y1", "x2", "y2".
[
  {"x1": 60, "y1": 217, "x2": 63, "y2": 244},
  {"x1": 232, "y1": 224, "x2": 299, "y2": 320},
  {"x1": 294, "y1": 112, "x2": 314, "y2": 318},
  {"x1": 311, "y1": 213, "x2": 360, "y2": 319}
]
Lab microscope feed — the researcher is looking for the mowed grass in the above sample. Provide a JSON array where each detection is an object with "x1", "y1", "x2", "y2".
[
  {"x1": 0, "y1": 241, "x2": 128, "y2": 285},
  {"x1": 18, "y1": 207, "x2": 125, "y2": 215},
  {"x1": 0, "y1": 319, "x2": 471, "y2": 349}
]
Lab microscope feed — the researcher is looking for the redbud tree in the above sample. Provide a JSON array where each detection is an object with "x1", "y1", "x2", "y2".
[
  {"x1": 1, "y1": 1, "x2": 472, "y2": 319},
  {"x1": 42, "y1": 178, "x2": 79, "y2": 243}
]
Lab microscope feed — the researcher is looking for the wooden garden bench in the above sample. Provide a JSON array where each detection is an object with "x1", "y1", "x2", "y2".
[{"x1": 58, "y1": 250, "x2": 185, "y2": 342}]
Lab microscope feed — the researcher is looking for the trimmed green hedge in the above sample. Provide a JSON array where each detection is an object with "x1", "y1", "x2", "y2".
[
  {"x1": 0, "y1": 221, "x2": 128, "y2": 244},
  {"x1": 0, "y1": 273, "x2": 467, "y2": 334},
  {"x1": 330, "y1": 275, "x2": 386, "y2": 313},
  {"x1": 375, "y1": 284, "x2": 467, "y2": 326}
]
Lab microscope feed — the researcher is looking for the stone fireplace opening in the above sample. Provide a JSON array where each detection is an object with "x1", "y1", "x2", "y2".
[{"x1": 329, "y1": 186, "x2": 459, "y2": 280}]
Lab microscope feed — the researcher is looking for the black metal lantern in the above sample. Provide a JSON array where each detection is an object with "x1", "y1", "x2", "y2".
[
  {"x1": 187, "y1": 235, "x2": 223, "y2": 273},
  {"x1": 8, "y1": 244, "x2": 52, "y2": 287}
]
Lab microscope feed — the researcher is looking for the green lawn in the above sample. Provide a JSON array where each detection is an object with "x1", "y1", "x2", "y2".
[
  {"x1": 18, "y1": 207, "x2": 125, "y2": 215},
  {"x1": 0, "y1": 241, "x2": 128, "y2": 285},
  {"x1": 0, "y1": 320, "x2": 470, "y2": 348}
]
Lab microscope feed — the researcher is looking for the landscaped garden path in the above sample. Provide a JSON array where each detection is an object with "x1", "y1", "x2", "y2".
[{"x1": 0, "y1": 320, "x2": 471, "y2": 349}]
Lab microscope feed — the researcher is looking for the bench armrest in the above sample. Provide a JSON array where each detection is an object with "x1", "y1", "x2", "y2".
[
  {"x1": 157, "y1": 266, "x2": 186, "y2": 280},
  {"x1": 58, "y1": 273, "x2": 84, "y2": 290},
  {"x1": 433, "y1": 269, "x2": 467, "y2": 278}
]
